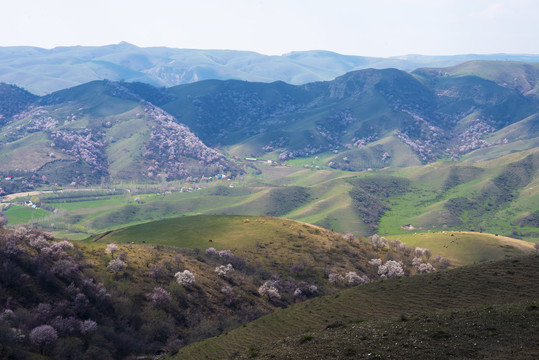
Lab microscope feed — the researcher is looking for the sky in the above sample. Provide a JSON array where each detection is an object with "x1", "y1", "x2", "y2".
[{"x1": 1, "y1": 0, "x2": 538, "y2": 57}]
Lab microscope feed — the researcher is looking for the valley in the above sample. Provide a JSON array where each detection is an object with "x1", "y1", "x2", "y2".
[
  {"x1": 0, "y1": 57, "x2": 538, "y2": 359},
  {"x1": 3, "y1": 147, "x2": 538, "y2": 243}
]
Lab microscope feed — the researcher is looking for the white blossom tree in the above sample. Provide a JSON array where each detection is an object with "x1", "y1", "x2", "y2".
[
  {"x1": 105, "y1": 243, "x2": 119, "y2": 258},
  {"x1": 258, "y1": 280, "x2": 281, "y2": 299},
  {"x1": 328, "y1": 273, "x2": 344, "y2": 283},
  {"x1": 175, "y1": 270, "x2": 195, "y2": 286},
  {"x1": 378, "y1": 260, "x2": 404, "y2": 279},
  {"x1": 343, "y1": 233, "x2": 355, "y2": 242},
  {"x1": 106, "y1": 258, "x2": 126, "y2": 274},
  {"x1": 345, "y1": 271, "x2": 370, "y2": 285},
  {"x1": 215, "y1": 264, "x2": 234, "y2": 277}
]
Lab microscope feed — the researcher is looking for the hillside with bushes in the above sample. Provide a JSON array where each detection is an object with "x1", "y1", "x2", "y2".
[
  {"x1": 176, "y1": 254, "x2": 539, "y2": 359},
  {"x1": 0, "y1": 216, "x2": 453, "y2": 359}
]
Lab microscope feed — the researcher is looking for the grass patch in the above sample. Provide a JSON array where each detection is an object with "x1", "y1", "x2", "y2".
[
  {"x1": 265, "y1": 186, "x2": 311, "y2": 216},
  {"x1": 298, "y1": 335, "x2": 313, "y2": 344},
  {"x1": 3, "y1": 205, "x2": 50, "y2": 224},
  {"x1": 386, "y1": 231, "x2": 534, "y2": 266},
  {"x1": 88, "y1": 215, "x2": 325, "y2": 250}
]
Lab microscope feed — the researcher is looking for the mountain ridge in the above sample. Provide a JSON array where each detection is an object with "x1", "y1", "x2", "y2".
[
  {"x1": 2, "y1": 43, "x2": 539, "y2": 95},
  {"x1": 1, "y1": 61, "x2": 538, "y2": 190}
]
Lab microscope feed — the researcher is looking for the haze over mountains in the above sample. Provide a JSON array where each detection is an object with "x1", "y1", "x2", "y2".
[{"x1": 2, "y1": 42, "x2": 539, "y2": 95}]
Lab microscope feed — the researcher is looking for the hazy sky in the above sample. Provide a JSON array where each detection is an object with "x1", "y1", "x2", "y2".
[{"x1": 1, "y1": 0, "x2": 537, "y2": 57}]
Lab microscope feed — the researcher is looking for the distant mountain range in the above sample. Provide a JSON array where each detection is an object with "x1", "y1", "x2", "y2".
[
  {"x1": 0, "y1": 60, "x2": 538, "y2": 193},
  {"x1": 1, "y1": 42, "x2": 539, "y2": 95}
]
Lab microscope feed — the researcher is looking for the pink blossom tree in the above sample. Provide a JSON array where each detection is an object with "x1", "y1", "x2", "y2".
[
  {"x1": 149, "y1": 287, "x2": 171, "y2": 309},
  {"x1": 29, "y1": 325, "x2": 58, "y2": 354},
  {"x1": 80, "y1": 319, "x2": 97, "y2": 336}
]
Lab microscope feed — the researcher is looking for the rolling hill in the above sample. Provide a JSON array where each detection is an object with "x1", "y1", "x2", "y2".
[
  {"x1": 3, "y1": 60, "x2": 537, "y2": 185},
  {"x1": 0, "y1": 80, "x2": 242, "y2": 191},
  {"x1": 175, "y1": 253, "x2": 539, "y2": 359},
  {"x1": 0, "y1": 215, "x2": 456, "y2": 358},
  {"x1": 2, "y1": 43, "x2": 539, "y2": 95},
  {"x1": 1, "y1": 61, "x2": 538, "y2": 241},
  {"x1": 1, "y1": 51, "x2": 539, "y2": 360},
  {"x1": 2, "y1": 148, "x2": 538, "y2": 242}
]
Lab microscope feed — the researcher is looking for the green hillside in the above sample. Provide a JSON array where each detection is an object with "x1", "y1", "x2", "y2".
[
  {"x1": 377, "y1": 149, "x2": 539, "y2": 240},
  {"x1": 2, "y1": 60, "x2": 539, "y2": 192},
  {"x1": 1, "y1": 214, "x2": 455, "y2": 358},
  {"x1": 87, "y1": 213, "x2": 535, "y2": 278},
  {"x1": 175, "y1": 254, "x2": 539, "y2": 359},
  {"x1": 414, "y1": 60, "x2": 539, "y2": 97},
  {"x1": 90, "y1": 215, "x2": 321, "y2": 249},
  {"x1": 1, "y1": 61, "x2": 538, "y2": 247},
  {"x1": 386, "y1": 231, "x2": 534, "y2": 266},
  {"x1": 3, "y1": 147, "x2": 537, "y2": 244}
]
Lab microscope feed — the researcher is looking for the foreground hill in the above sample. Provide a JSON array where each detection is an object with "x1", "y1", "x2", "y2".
[
  {"x1": 175, "y1": 254, "x2": 539, "y2": 359},
  {"x1": 1, "y1": 216, "x2": 449, "y2": 359}
]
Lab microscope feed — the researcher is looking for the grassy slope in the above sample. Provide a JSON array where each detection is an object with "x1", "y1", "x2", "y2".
[
  {"x1": 443, "y1": 60, "x2": 539, "y2": 96},
  {"x1": 87, "y1": 214, "x2": 373, "y2": 280},
  {"x1": 378, "y1": 149, "x2": 539, "y2": 240},
  {"x1": 89, "y1": 214, "x2": 535, "y2": 272},
  {"x1": 386, "y1": 231, "x2": 534, "y2": 266},
  {"x1": 175, "y1": 254, "x2": 539, "y2": 359},
  {"x1": 236, "y1": 301, "x2": 538, "y2": 360},
  {"x1": 0, "y1": 132, "x2": 68, "y2": 171},
  {"x1": 90, "y1": 215, "x2": 312, "y2": 249}
]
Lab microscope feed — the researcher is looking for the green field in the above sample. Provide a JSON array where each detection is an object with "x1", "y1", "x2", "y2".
[
  {"x1": 46, "y1": 195, "x2": 127, "y2": 210},
  {"x1": 3, "y1": 205, "x2": 50, "y2": 225}
]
